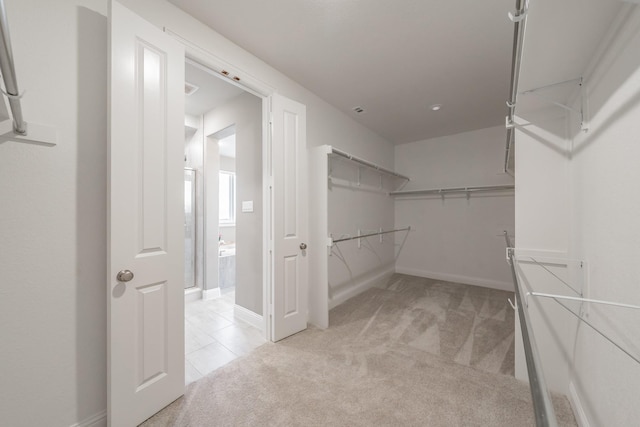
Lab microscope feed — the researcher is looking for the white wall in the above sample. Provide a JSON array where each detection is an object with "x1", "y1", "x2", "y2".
[
  {"x1": 567, "y1": 7, "x2": 640, "y2": 425},
  {"x1": 219, "y1": 155, "x2": 236, "y2": 171},
  {"x1": 204, "y1": 93, "x2": 262, "y2": 314},
  {"x1": 394, "y1": 126, "x2": 515, "y2": 291},
  {"x1": 0, "y1": 1, "x2": 394, "y2": 426},
  {"x1": 512, "y1": 109, "x2": 575, "y2": 393},
  {"x1": 0, "y1": 1, "x2": 107, "y2": 426},
  {"x1": 514, "y1": 3, "x2": 640, "y2": 425}
]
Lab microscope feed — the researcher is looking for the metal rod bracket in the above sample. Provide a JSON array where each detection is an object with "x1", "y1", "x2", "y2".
[
  {"x1": 1, "y1": 87, "x2": 24, "y2": 99},
  {"x1": 506, "y1": 247, "x2": 515, "y2": 262},
  {"x1": 508, "y1": 8, "x2": 528, "y2": 23},
  {"x1": 505, "y1": 116, "x2": 515, "y2": 129}
]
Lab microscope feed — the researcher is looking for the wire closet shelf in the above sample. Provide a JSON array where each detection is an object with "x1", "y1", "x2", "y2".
[
  {"x1": 391, "y1": 185, "x2": 514, "y2": 198},
  {"x1": 504, "y1": 231, "x2": 640, "y2": 427},
  {"x1": 329, "y1": 147, "x2": 410, "y2": 182}
]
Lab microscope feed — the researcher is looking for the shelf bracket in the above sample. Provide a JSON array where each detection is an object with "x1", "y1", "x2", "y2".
[
  {"x1": 518, "y1": 77, "x2": 588, "y2": 132},
  {"x1": 0, "y1": 119, "x2": 57, "y2": 146}
]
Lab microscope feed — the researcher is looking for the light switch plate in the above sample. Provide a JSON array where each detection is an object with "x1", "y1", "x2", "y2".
[{"x1": 242, "y1": 200, "x2": 254, "y2": 213}]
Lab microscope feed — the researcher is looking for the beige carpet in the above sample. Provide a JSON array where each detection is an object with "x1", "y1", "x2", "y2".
[{"x1": 142, "y1": 274, "x2": 576, "y2": 426}]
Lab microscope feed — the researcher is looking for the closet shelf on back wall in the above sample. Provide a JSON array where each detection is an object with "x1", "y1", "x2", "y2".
[
  {"x1": 391, "y1": 185, "x2": 514, "y2": 198},
  {"x1": 309, "y1": 145, "x2": 411, "y2": 330}
]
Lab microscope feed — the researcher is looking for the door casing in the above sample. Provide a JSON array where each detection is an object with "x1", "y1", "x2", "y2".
[{"x1": 166, "y1": 29, "x2": 277, "y2": 341}]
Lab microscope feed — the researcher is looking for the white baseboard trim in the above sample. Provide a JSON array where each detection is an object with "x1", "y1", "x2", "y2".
[
  {"x1": 203, "y1": 288, "x2": 221, "y2": 301},
  {"x1": 569, "y1": 381, "x2": 590, "y2": 427},
  {"x1": 234, "y1": 304, "x2": 263, "y2": 330},
  {"x1": 184, "y1": 287, "x2": 202, "y2": 303},
  {"x1": 70, "y1": 410, "x2": 107, "y2": 427},
  {"x1": 328, "y1": 267, "x2": 394, "y2": 310},
  {"x1": 394, "y1": 267, "x2": 512, "y2": 292}
]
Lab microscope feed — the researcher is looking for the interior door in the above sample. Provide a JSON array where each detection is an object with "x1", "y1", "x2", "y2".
[
  {"x1": 271, "y1": 94, "x2": 308, "y2": 341},
  {"x1": 108, "y1": 1, "x2": 185, "y2": 426}
]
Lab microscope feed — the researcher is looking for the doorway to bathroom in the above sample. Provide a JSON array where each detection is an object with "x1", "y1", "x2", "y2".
[{"x1": 182, "y1": 59, "x2": 266, "y2": 384}]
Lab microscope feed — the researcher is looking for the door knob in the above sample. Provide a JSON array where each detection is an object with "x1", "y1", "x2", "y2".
[
  {"x1": 117, "y1": 270, "x2": 134, "y2": 282},
  {"x1": 299, "y1": 243, "x2": 307, "y2": 250}
]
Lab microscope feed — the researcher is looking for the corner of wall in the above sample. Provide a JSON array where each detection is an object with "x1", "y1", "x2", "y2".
[
  {"x1": 568, "y1": 381, "x2": 591, "y2": 427},
  {"x1": 328, "y1": 265, "x2": 395, "y2": 310},
  {"x1": 69, "y1": 410, "x2": 107, "y2": 427}
]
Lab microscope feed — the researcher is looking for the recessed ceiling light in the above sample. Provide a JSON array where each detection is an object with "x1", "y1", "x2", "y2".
[{"x1": 429, "y1": 104, "x2": 443, "y2": 111}]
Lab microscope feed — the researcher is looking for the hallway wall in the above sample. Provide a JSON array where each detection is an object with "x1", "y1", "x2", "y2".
[{"x1": 204, "y1": 93, "x2": 262, "y2": 314}]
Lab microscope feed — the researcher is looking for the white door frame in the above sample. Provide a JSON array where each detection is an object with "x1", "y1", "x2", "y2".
[{"x1": 165, "y1": 28, "x2": 276, "y2": 341}]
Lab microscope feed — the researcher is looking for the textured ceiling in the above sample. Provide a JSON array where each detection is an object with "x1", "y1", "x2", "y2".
[{"x1": 170, "y1": 0, "x2": 589, "y2": 144}]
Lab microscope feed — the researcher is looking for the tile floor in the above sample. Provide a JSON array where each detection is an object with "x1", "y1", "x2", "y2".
[{"x1": 184, "y1": 290, "x2": 266, "y2": 385}]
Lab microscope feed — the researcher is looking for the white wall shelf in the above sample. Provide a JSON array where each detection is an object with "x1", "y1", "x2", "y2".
[{"x1": 329, "y1": 146, "x2": 409, "y2": 191}]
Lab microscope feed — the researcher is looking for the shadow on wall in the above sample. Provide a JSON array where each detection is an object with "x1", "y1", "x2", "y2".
[
  {"x1": 516, "y1": 111, "x2": 568, "y2": 153},
  {"x1": 76, "y1": 6, "x2": 107, "y2": 422},
  {"x1": 571, "y1": 83, "x2": 640, "y2": 156},
  {"x1": 517, "y1": 72, "x2": 640, "y2": 160},
  {"x1": 515, "y1": 33, "x2": 640, "y2": 159}
]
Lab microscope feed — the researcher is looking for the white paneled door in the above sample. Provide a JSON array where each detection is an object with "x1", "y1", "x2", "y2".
[
  {"x1": 108, "y1": 2, "x2": 185, "y2": 426},
  {"x1": 271, "y1": 94, "x2": 308, "y2": 341}
]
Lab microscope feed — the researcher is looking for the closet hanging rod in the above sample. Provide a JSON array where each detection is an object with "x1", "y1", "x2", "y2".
[
  {"x1": 331, "y1": 226, "x2": 411, "y2": 244},
  {"x1": 0, "y1": 0, "x2": 25, "y2": 135},
  {"x1": 391, "y1": 185, "x2": 514, "y2": 196},
  {"x1": 504, "y1": 231, "x2": 558, "y2": 427},
  {"x1": 525, "y1": 292, "x2": 640, "y2": 366},
  {"x1": 330, "y1": 147, "x2": 410, "y2": 181},
  {"x1": 504, "y1": 0, "x2": 530, "y2": 174}
]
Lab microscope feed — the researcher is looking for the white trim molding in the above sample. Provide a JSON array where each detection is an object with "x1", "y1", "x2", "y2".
[
  {"x1": 569, "y1": 381, "x2": 590, "y2": 427},
  {"x1": 234, "y1": 304, "x2": 263, "y2": 330},
  {"x1": 395, "y1": 267, "x2": 513, "y2": 292},
  {"x1": 184, "y1": 287, "x2": 202, "y2": 303},
  {"x1": 70, "y1": 410, "x2": 106, "y2": 427},
  {"x1": 328, "y1": 267, "x2": 395, "y2": 310},
  {"x1": 203, "y1": 287, "x2": 221, "y2": 301}
]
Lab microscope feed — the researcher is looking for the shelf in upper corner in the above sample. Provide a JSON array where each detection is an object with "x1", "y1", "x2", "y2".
[{"x1": 322, "y1": 145, "x2": 409, "y2": 190}]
